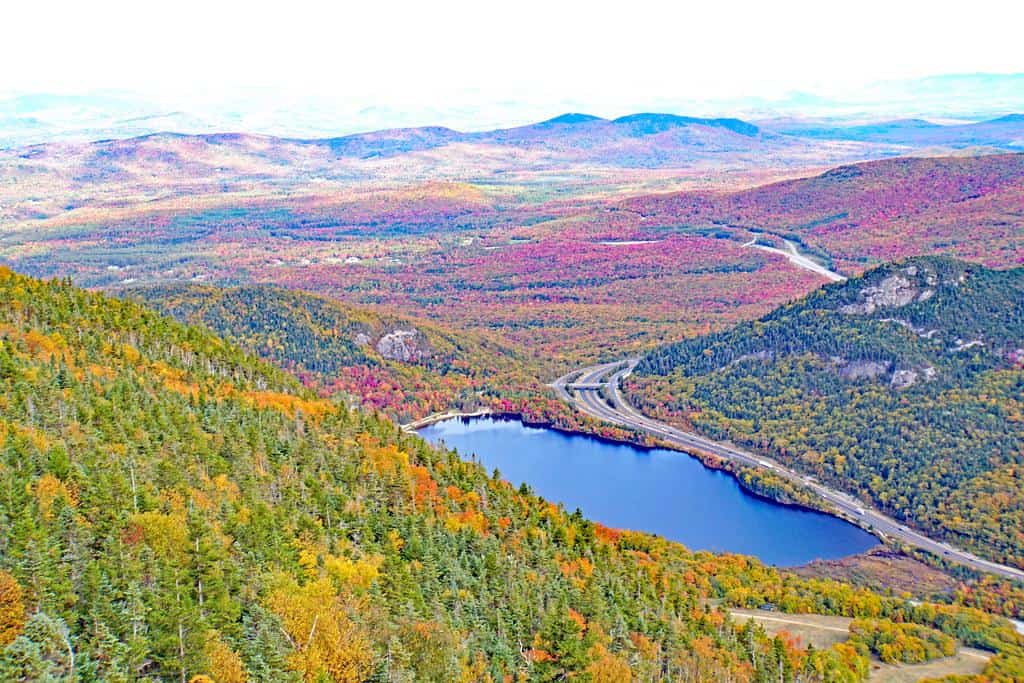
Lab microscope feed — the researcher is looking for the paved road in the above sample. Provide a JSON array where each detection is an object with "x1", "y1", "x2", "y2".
[
  {"x1": 552, "y1": 361, "x2": 1024, "y2": 582},
  {"x1": 743, "y1": 237, "x2": 847, "y2": 282}
]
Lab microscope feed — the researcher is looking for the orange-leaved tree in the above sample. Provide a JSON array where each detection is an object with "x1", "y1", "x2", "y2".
[{"x1": 0, "y1": 571, "x2": 26, "y2": 647}]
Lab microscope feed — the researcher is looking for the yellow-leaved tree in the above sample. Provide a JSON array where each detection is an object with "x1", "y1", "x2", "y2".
[
  {"x1": 204, "y1": 631, "x2": 249, "y2": 683},
  {"x1": 266, "y1": 574, "x2": 374, "y2": 682}
]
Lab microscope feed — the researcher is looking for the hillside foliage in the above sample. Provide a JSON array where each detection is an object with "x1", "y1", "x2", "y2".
[
  {"x1": 127, "y1": 284, "x2": 637, "y2": 442},
  {"x1": 11, "y1": 268, "x2": 1007, "y2": 680},
  {"x1": 630, "y1": 257, "x2": 1024, "y2": 569},
  {"x1": 128, "y1": 283, "x2": 532, "y2": 421},
  {"x1": 848, "y1": 618, "x2": 955, "y2": 664},
  {"x1": 621, "y1": 154, "x2": 1024, "y2": 272}
]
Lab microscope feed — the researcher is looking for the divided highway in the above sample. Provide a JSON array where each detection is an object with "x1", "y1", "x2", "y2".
[{"x1": 552, "y1": 360, "x2": 1024, "y2": 582}]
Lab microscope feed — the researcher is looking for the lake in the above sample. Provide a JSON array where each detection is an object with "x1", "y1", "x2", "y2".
[{"x1": 419, "y1": 416, "x2": 878, "y2": 566}]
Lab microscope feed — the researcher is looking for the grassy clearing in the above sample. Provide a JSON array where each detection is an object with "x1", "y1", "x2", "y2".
[
  {"x1": 730, "y1": 609, "x2": 852, "y2": 649},
  {"x1": 729, "y1": 609, "x2": 990, "y2": 682}
]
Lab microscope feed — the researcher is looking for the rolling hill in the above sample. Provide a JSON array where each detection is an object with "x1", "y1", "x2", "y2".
[
  {"x1": 620, "y1": 153, "x2": 1024, "y2": 272},
  {"x1": 5, "y1": 148, "x2": 1021, "y2": 366},
  {"x1": 772, "y1": 113, "x2": 1024, "y2": 149},
  {"x1": 126, "y1": 283, "x2": 652, "y2": 442},
  {"x1": 326, "y1": 110, "x2": 857, "y2": 170},
  {"x1": 126, "y1": 283, "x2": 571, "y2": 424},
  {"x1": 628, "y1": 256, "x2": 1024, "y2": 569},
  {"x1": 245, "y1": 113, "x2": 762, "y2": 159}
]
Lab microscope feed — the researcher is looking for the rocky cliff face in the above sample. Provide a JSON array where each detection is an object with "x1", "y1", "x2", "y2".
[
  {"x1": 839, "y1": 267, "x2": 938, "y2": 315},
  {"x1": 375, "y1": 329, "x2": 431, "y2": 362},
  {"x1": 836, "y1": 359, "x2": 891, "y2": 381}
]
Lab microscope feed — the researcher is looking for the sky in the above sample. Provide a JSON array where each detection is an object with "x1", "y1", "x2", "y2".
[
  {"x1": 4, "y1": 0, "x2": 1024, "y2": 135},
  {"x1": 7, "y1": 1, "x2": 1024, "y2": 98}
]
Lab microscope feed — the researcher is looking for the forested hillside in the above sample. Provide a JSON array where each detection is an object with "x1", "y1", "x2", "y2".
[
  {"x1": 620, "y1": 154, "x2": 1024, "y2": 272},
  {"x1": 128, "y1": 284, "x2": 633, "y2": 440},
  {"x1": 629, "y1": 256, "x2": 1024, "y2": 569},
  {"x1": 15, "y1": 268, "x2": 1013, "y2": 680},
  {"x1": 129, "y1": 284, "x2": 534, "y2": 421}
]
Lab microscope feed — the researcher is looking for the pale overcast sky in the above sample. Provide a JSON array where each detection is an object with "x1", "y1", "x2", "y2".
[{"x1": 5, "y1": 0, "x2": 1024, "y2": 100}]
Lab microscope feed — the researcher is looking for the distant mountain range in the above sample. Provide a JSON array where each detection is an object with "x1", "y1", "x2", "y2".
[
  {"x1": 316, "y1": 110, "x2": 1024, "y2": 162},
  {"x1": 767, "y1": 114, "x2": 1024, "y2": 148},
  {"x1": 316, "y1": 112, "x2": 765, "y2": 162},
  {"x1": 3, "y1": 105, "x2": 1022, "y2": 173},
  {"x1": 2, "y1": 73, "x2": 1023, "y2": 147},
  {"x1": 1, "y1": 109, "x2": 892, "y2": 199}
]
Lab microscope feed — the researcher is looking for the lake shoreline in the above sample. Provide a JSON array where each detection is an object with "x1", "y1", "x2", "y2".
[
  {"x1": 401, "y1": 408, "x2": 494, "y2": 431},
  {"x1": 412, "y1": 408, "x2": 955, "y2": 561},
  {"x1": 431, "y1": 411, "x2": 861, "y2": 520},
  {"x1": 513, "y1": 414, "x2": 914, "y2": 544},
  {"x1": 418, "y1": 413, "x2": 881, "y2": 566}
]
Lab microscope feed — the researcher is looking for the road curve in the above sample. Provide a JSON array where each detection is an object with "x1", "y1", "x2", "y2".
[
  {"x1": 552, "y1": 361, "x2": 1024, "y2": 582},
  {"x1": 743, "y1": 237, "x2": 847, "y2": 282}
]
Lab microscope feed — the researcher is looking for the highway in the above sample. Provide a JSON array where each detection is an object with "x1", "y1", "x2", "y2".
[
  {"x1": 552, "y1": 360, "x2": 1024, "y2": 582},
  {"x1": 742, "y1": 237, "x2": 847, "y2": 282}
]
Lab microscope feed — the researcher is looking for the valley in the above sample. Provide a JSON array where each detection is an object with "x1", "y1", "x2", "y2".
[
  {"x1": 5, "y1": 5, "x2": 1024, "y2": 679},
  {"x1": 3, "y1": 123, "x2": 1021, "y2": 579},
  {"x1": 6, "y1": 266, "x2": 1024, "y2": 682},
  {"x1": 3, "y1": 133, "x2": 1022, "y2": 365},
  {"x1": 0, "y1": 106, "x2": 1023, "y2": 681}
]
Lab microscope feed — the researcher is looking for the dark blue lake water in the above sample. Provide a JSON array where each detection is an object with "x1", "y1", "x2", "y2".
[{"x1": 419, "y1": 417, "x2": 878, "y2": 566}]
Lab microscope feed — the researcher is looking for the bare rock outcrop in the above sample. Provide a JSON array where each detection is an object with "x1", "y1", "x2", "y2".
[
  {"x1": 890, "y1": 365, "x2": 936, "y2": 390},
  {"x1": 840, "y1": 273, "x2": 931, "y2": 315},
  {"x1": 832, "y1": 357, "x2": 937, "y2": 389},
  {"x1": 837, "y1": 359, "x2": 891, "y2": 381},
  {"x1": 376, "y1": 329, "x2": 431, "y2": 362}
]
